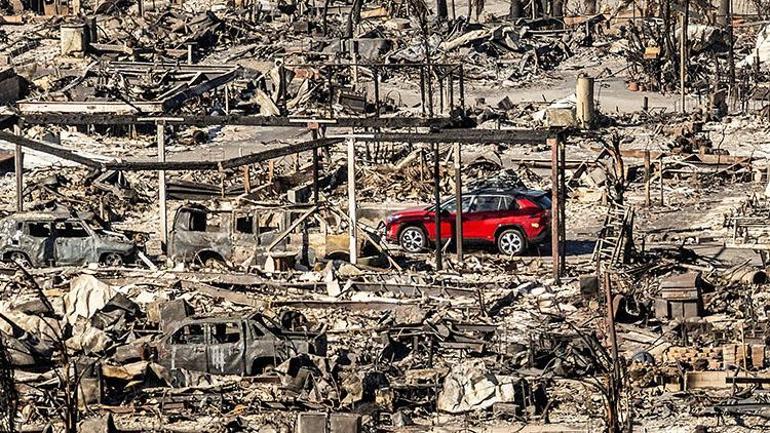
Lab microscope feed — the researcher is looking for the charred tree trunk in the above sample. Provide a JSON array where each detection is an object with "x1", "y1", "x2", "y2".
[
  {"x1": 717, "y1": 0, "x2": 729, "y2": 27},
  {"x1": 584, "y1": 0, "x2": 595, "y2": 14},
  {"x1": 436, "y1": 0, "x2": 448, "y2": 20},
  {"x1": 552, "y1": 0, "x2": 563, "y2": 19},
  {"x1": 346, "y1": 0, "x2": 363, "y2": 38},
  {"x1": 509, "y1": 0, "x2": 522, "y2": 19}
]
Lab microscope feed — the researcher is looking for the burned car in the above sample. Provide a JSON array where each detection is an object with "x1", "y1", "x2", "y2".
[
  {"x1": 154, "y1": 313, "x2": 327, "y2": 375},
  {"x1": 167, "y1": 203, "x2": 328, "y2": 268},
  {"x1": 0, "y1": 211, "x2": 136, "y2": 267}
]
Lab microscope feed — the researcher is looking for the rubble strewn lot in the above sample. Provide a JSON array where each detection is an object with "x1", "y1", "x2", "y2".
[{"x1": 5, "y1": 0, "x2": 770, "y2": 432}]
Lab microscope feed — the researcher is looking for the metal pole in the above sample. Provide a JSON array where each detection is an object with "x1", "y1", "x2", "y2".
[
  {"x1": 559, "y1": 139, "x2": 566, "y2": 275},
  {"x1": 659, "y1": 158, "x2": 664, "y2": 206},
  {"x1": 347, "y1": 137, "x2": 358, "y2": 264},
  {"x1": 644, "y1": 150, "x2": 651, "y2": 207},
  {"x1": 549, "y1": 136, "x2": 560, "y2": 283},
  {"x1": 680, "y1": 1, "x2": 689, "y2": 113},
  {"x1": 373, "y1": 67, "x2": 380, "y2": 118},
  {"x1": 157, "y1": 121, "x2": 167, "y2": 247},
  {"x1": 419, "y1": 65, "x2": 426, "y2": 115},
  {"x1": 312, "y1": 128, "x2": 320, "y2": 204},
  {"x1": 454, "y1": 143, "x2": 463, "y2": 264},
  {"x1": 13, "y1": 124, "x2": 22, "y2": 212},
  {"x1": 459, "y1": 65, "x2": 465, "y2": 111},
  {"x1": 604, "y1": 271, "x2": 620, "y2": 432},
  {"x1": 434, "y1": 142, "x2": 442, "y2": 270}
]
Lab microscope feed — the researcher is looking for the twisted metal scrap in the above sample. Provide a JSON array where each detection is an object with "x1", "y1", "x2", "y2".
[{"x1": 0, "y1": 332, "x2": 16, "y2": 433}]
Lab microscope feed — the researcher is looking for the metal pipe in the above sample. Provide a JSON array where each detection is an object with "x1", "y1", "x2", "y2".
[
  {"x1": 347, "y1": 137, "x2": 357, "y2": 264},
  {"x1": 13, "y1": 124, "x2": 22, "y2": 212},
  {"x1": 157, "y1": 121, "x2": 167, "y2": 248},
  {"x1": 312, "y1": 128, "x2": 319, "y2": 204},
  {"x1": 454, "y1": 143, "x2": 463, "y2": 264}
]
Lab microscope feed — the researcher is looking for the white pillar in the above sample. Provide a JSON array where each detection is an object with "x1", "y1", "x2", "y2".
[{"x1": 576, "y1": 75, "x2": 595, "y2": 129}]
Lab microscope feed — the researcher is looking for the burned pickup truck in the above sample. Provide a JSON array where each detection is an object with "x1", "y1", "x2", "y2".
[{"x1": 154, "y1": 313, "x2": 327, "y2": 375}]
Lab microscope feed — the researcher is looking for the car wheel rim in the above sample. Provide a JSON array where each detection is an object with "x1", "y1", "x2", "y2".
[
  {"x1": 10, "y1": 253, "x2": 28, "y2": 267},
  {"x1": 104, "y1": 254, "x2": 122, "y2": 266},
  {"x1": 501, "y1": 233, "x2": 522, "y2": 255},
  {"x1": 402, "y1": 229, "x2": 423, "y2": 252}
]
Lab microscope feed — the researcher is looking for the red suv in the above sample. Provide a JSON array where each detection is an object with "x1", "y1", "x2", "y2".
[{"x1": 385, "y1": 189, "x2": 551, "y2": 256}]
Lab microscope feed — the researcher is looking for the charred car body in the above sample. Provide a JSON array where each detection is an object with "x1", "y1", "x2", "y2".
[
  {"x1": 167, "y1": 203, "x2": 369, "y2": 268},
  {"x1": 167, "y1": 203, "x2": 307, "y2": 267},
  {"x1": 0, "y1": 211, "x2": 136, "y2": 267},
  {"x1": 154, "y1": 313, "x2": 327, "y2": 376}
]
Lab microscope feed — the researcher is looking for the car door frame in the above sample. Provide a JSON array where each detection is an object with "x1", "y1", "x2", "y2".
[
  {"x1": 163, "y1": 322, "x2": 209, "y2": 372},
  {"x1": 19, "y1": 221, "x2": 52, "y2": 266},
  {"x1": 53, "y1": 219, "x2": 95, "y2": 266},
  {"x1": 206, "y1": 320, "x2": 247, "y2": 375}
]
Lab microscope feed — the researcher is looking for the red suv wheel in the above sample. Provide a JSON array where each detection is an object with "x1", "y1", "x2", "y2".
[
  {"x1": 497, "y1": 229, "x2": 526, "y2": 256},
  {"x1": 399, "y1": 226, "x2": 427, "y2": 252}
]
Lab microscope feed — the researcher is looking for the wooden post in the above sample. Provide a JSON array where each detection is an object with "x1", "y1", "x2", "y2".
[
  {"x1": 549, "y1": 136, "x2": 560, "y2": 283},
  {"x1": 680, "y1": 2, "x2": 689, "y2": 113},
  {"x1": 454, "y1": 143, "x2": 463, "y2": 264},
  {"x1": 347, "y1": 137, "x2": 357, "y2": 264},
  {"x1": 157, "y1": 121, "x2": 167, "y2": 247},
  {"x1": 644, "y1": 150, "x2": 651, "y2": 207},
  {"x1": 14, "y1": 124, "x2": 22, "y2": 212},
  {"x1": 434, "y1": 142, "x2": 442, "y2": 270}
]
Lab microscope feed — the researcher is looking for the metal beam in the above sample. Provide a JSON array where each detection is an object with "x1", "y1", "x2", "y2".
[
  {"x1": 362, "y1": 130, "x2": 558, "y2": 144},
  {"x1": 0, "y1": 130, "x2": 101, "y2": 168},
  {"x1": 106, "y1": 137, "x2": 344, "y2": 171},
  {"x1": 20, "y1": 113, "x2": 456, "y2": 128}
]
